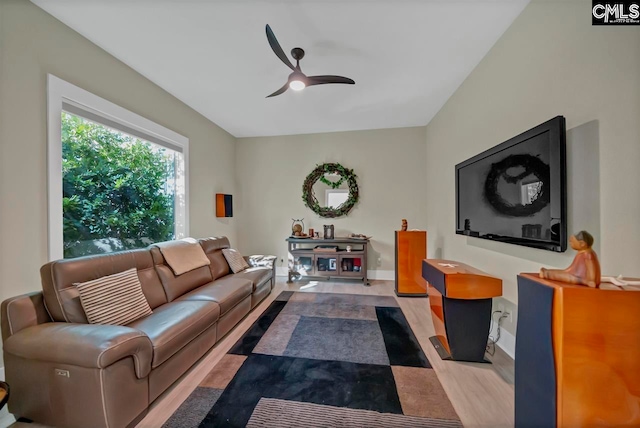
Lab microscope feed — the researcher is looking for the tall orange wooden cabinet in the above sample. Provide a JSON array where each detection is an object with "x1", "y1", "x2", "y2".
[
  {"x1": 394, "y1": 231, "x2": 427, "y2": 296},
  {"x1": 516, "y1": 273, "x2": 640, "y2": 427}
]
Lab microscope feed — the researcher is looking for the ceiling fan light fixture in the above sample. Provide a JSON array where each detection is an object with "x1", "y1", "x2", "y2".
[
  {"x1": 265, "y1": 24, "x2": 355, "y2": 98},
  {"x1": 289, "y1": 80, "x2": 306, "y2": 91}
]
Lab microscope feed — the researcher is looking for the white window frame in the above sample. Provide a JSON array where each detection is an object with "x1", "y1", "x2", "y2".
[{"x1": 47, "y1": 74, "x2": 189, "y2": 260}]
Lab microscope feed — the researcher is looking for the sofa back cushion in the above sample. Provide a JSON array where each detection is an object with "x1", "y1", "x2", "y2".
[
  {"x1": 199, "y1": 237, "x2": 232, "y2": 280},
  {"x1": 41, "y1": 249, "x2": 166, "y2": 323},
  {"x1": 149, "y1": 246, "x2": 213, "y2": 302}
]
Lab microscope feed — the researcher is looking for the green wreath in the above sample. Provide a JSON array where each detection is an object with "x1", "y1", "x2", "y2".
[{"x1": 302, "y1": 163, "x2": 359, "y2": 218}]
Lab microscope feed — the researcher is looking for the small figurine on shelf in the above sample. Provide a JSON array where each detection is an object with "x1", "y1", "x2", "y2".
[
  {"x1": 539, "y1": 230, "x2": 601, "y2": 288},
  {"x1": 291, "y1": 218, "x2": 306, "y2": 237},
  {"x1": 401, "y1": 219, "x2": 408, "y2": 231}
]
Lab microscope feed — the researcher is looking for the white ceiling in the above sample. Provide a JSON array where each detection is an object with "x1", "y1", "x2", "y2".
[{"x1": 32, "y1": 0, "x2": 528, "y2": 138}]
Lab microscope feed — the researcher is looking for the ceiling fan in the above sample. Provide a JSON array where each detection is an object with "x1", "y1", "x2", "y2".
[{"x1": 265, "y1": 24, "x2": 355, "y2": 98}]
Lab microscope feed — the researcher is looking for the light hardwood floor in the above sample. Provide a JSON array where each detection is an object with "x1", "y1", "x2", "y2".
[{"x1": 135, "y1": 278, "x2": 515, "y2": 428}]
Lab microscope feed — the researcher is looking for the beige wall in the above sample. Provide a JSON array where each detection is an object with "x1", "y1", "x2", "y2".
[
  {"x1": 0, "y1": 0, "x2": 237, "y2": 307},
  {"x1": 236, "y1": 127, "x2": 427, "y2": 275},
  {"x1": 425, "y1": 0, "x2": 640, "y2": 338}
]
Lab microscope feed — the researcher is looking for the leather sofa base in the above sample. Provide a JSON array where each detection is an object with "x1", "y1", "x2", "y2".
[
  {"x1": 126, "y1": 409, "x2": 149, "y2": 428},
  {"x1": 5, "y1": 353, "x2": 147, "y2": 428},
  {"x1": 149, "y1": 322, "x2": 218, "y2": 402},
  {"x1": 217, "y1": 295, "x2": 252, "y2": 339},
  {"x1": 149, "y1": 292, "x2": 267, "y2": 402},
  {"x1": 252, "y1": 281, "x2": 271, "y2": 308}
]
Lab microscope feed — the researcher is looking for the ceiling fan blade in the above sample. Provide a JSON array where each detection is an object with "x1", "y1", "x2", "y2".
[
  {"x1": 307, "y1": 75, "x2": 355, "y2": 86},
  {"x1": 266, "y1": 82, "x2": 289, "y2": 98},
  {"x1": 266, "y1": 24, "x2": 295, "y2": 71}
]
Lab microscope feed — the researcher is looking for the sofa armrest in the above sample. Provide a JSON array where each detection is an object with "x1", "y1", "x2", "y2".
[
  {"x1": 245, "y1": 255, "x2": 278, "y2": 284},
  {"x1": 245, "y1": 255, "x2": 276, "y2": 268},
  {"x1": 4, "y1": 322, "x2": 153, "y2": 378},
  {"x1": 1, "y1": 292, "x2": 51, "y2": 341}
]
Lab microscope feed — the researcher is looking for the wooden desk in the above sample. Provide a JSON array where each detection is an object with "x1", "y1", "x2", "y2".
[
  {"x1": 516, "y1": 273, "x2": 640, "y2": 427},
  {"x1": 422, "y1": 259, "x2": 502, "y2": 362}
]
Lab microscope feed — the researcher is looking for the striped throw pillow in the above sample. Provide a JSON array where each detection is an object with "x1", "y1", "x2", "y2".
[
  {"x1": 222, "y1": 248, "x2": 250, "y2": 273},
  {"x1": 75, "y1": 268, "x2": 152, "y2": 325}
]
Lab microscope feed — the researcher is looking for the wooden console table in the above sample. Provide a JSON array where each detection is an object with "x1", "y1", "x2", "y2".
[
  {"x1": 422, "y1": 259, "x2": 502, "y2": 362},
  {"x1": 286, "y1": 237, "x2": 369, "y2": 285},
  {"x1": 516, "y1": 273, "x2": 640, "y2": 427}
]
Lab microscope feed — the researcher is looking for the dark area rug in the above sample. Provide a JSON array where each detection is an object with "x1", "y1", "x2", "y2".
[{"x1": 163, "y1": 291, "x2": 462, "y2": 428}]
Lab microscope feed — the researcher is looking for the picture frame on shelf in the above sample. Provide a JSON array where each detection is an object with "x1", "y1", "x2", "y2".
[{"x1": 323, "y1": 224, "x2": 335, "y2": 239}]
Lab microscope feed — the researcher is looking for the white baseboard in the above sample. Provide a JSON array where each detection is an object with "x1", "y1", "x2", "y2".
[
  {"x1": 490, "y1": 321, "x2": 516, "y2": 359},
  {"x1": 0, "y1": 367, "x2": 14, "y2": 428},
  {"x1": 366, "y1": 270, "x2": 394, "y2": 280},
  {"x1": 276, "y1": 267, "x2": 395, "y2": 281}
]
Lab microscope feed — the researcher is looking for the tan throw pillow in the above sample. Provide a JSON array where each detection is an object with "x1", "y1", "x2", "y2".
[
  {"x1": 222, "y1": 248, "x2": 250, "y2": 273},
  {"x1": 76, "y1": 268, "x2": 152, "y2": 325},
  {"x1": 155, "y1": 238, "x2": 211, "y2": 276}
]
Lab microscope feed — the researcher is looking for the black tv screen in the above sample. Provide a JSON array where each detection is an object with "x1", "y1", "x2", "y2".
[{"x1": 456, "y1": 116, "x2": 567, "y2": 252}]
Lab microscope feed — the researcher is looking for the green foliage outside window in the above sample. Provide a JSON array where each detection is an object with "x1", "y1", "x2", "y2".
[{"x1": 62, "y1": 112, "x2": 176, "y2": 258}]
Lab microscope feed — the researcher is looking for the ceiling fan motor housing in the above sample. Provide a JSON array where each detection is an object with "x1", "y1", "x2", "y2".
[{"x1": 291, "y1": 47, "x2": 305, "y2": 61}]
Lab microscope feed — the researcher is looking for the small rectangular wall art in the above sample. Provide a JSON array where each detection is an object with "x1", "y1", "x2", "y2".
[{"x1": 216, "y1": 194, "x2": 233, "y2": 217}]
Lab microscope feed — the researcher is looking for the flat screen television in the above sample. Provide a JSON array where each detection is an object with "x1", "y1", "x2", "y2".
[{"x1": 455, "y1": 116, "x2": 567, "y2": 252}]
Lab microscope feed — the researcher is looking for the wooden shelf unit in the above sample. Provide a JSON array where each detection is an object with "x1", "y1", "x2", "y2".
[{"x1": 286, "y1": 237, "x2": 369, "y2": 285}]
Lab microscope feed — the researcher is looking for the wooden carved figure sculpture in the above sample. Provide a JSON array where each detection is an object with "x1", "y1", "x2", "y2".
[
  {"x1": 539, "y1": 230, "x2": 601, "y2": 288},
  {"x1": 401, "y1": 219, "x2": 408, "y2": 231}
]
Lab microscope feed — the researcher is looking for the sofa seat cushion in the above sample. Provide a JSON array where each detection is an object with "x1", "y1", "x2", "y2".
[
  {"x1": 232, "y1": 267, "x2": 272, "y2": 292},
  {"x1": 177, "y1": 276, "x2": 252, "y2": 315},
  {"x1": 127, "y1": 300, "x2": 220, "y2": 368}
]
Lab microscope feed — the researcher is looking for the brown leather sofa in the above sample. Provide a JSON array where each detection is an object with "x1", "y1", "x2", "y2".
[{"x1": 1, "y1": 236, "x2": 275, "y2": 428}]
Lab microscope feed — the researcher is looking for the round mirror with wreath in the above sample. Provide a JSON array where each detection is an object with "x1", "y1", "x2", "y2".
[{"x1": 302, "y1": 163, "x2": 359, "y2": 218}]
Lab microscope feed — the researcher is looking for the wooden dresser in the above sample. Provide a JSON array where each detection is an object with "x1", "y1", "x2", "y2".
[
  {"x1": 516, "y1": 274, "x2": 640, "y2": 427},
  {"x1": 394, "y1": 231, "x2": 427, "y2": 296}
]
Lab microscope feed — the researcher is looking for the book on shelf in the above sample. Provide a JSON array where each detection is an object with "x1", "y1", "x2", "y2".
[{"x1": 313, "y1": 245, "x2": 338, "y2": 252}]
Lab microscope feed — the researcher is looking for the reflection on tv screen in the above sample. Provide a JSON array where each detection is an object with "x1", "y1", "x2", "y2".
[{"x1": 456, "y1": 116, "x2": 566, "y2": 252}]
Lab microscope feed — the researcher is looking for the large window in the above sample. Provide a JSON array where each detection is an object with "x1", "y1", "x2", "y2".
[{"x1": 48, "y1": 75, "x2": 188, "y2": 260}]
